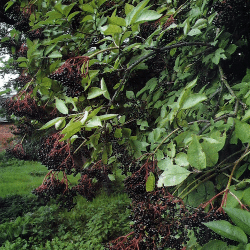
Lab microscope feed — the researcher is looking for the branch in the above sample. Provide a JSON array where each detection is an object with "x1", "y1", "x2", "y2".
[{"x1": 109, "y1": 42, "x2": 215, "y2": 106}]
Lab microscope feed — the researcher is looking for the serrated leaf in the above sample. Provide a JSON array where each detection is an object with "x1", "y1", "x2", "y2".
[
  {"x1": 157, "y1": 164, "x2": 190, "y2": 187},
  {"x1": 223, "y1": 207, "x2": 250, "y2": 236},
  {"x1": 60, "y1": 121, "x2": 83, "y2": 140},
  {"x1": 203, "y1": 220, "x2": 248, "y2": 244},
  {"x1": 146, "y1": 172, "x2": 155, "y2": 192},
  {"x1": 181, "y1": 94, "x2": 207, "y2": 109},
  {"x1": 187, "y1": 135, "x2": 206, "y2": 170},
  {"x1": 55, "y1": 98, "x2": 68, "y2": 114},
  {"x1": 39, "y1": 117, "x2": 65, "y2": 130},
  {"x1": 87, "y1": 87, "x2": 106, "y2": 99}
]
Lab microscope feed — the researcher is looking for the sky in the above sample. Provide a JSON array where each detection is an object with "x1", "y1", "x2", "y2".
[{"x1": 0, "y1": 55, "x2": 18, "y2": 93}]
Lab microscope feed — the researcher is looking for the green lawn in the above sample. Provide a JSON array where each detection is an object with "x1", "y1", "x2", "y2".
[
  {"x1": 0, "y1": 158, "x2": 48, "y2": 197},
  {"x1": 0, "y1": 152, "x2": 80, "y2": 197}
]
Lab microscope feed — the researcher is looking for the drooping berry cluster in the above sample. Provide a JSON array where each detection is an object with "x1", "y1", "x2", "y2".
[
  {"x1": 6, "y1": 143, "x2": 28, "y2": 160},
  {"x1": 13, "y1": 5, "x2": 33, "y2": 32},
  {"x1": 4, "y1": 87, "x2": 46, "y2": 120},
  {"x1": 124, "y1": 161, "x2": 156, "y2": 201},
  {"x1": 212, "y1": 0, "x2": 250, "y2": 35},
  {"x1": 73, "y1": 161, "x2": 113, "y2": 201},
  {"x1": 14, "y1": 73, "x2": 32, "y2": 88},
  {"x1": 38, "y1": 132, "x2": 79, "y2": 174},
  {"x1": 12, "y1": 122, "x2": 34, "y2": 136},
  {"x1": 32, "y1": 171, "x2": 76, "y2": 210},
  {"x1": 49, "y1": 56, "x2": 90, "y2": 97},
  {"x1": 108, "y1": 188, "x2": 188, "y2": 250}
]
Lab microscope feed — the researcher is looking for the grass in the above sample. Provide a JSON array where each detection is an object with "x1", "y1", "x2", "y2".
[{"x1": 0, "y1": 151, "x2": 81, "y2": 197}]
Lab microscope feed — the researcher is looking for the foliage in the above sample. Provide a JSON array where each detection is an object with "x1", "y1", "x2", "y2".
[
  {"x1": 1, "y1": 0, "x2": 250, "y2": 248},
  {"x1": 0, "y1": 193, "x2": 130, "y2": 249}
]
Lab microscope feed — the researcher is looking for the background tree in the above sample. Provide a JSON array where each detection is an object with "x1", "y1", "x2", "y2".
[{"x1": 2, "y1": 0, "x2": 250, "y2": 249}]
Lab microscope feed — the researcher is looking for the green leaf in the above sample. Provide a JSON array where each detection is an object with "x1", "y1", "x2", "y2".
[
  {"x1": 175, "y1": 152, "x2": 189, "y2": 167},
  {"x1": 98, "y1": 114, "x2": 118, "y2": 121},
  {"x1": 85, "y1": 117, "x2": 102, "y2": 128},
  {"x1": 81, "y1": 4, "x2": 94, "y2": 13},
  {"x1": 181, "y1": 94, "x2": 207, "y2": 109},
  {"x1": 242, "y1": 109, "x2": 250, "y2": 122},
  {"x1": 125, "y1": 0, "x2": 150, "y2": 26},
  {"x1": 100, "y1": 78, "x2": 111, "y2": 100},
  {"x1": 114, "y1": 128, "x2": 122, "y2": 138},
  {"x1": 102, "y1": 24, "x2": 122, "y2": 35},
  {"x1": 223, "y1": 207, "x2": 250, "y2": 236},
  {"x1": 188, "y1": 28, "x2": 202, "y2": 36},
  {"x1": 55, "y1": 98, "x2": 68, "y2": 114},
  {"x1": 0, "y1": 88, "x2": 11, "y2": 95},
  {"x1": 60, "y1": 121, "x2": 83, "y2": 140},
  {"x1": 108, "y1": 16, "x2": 126, "y2": 27},
  {"x1": 158, "y1": 157, "x2": 174, "y2": 171},
  {"x1": 157, "y1": 164, "x2": 190, "y2": 187},
  {"x1": 235, "y1": 119, "x2": 250, "y2": 144},
  {"x1": 203, "y1": 220, "x2": 248, "y2": 244},
  {"x1": 134, "y1": 10, "x2": 162, "y2": 24},
  {"x1": 126, "y1": 91, "x2": 135, "y2": 99},
  {"x1": 226, "y1": 44, "x2": 238, "y2": 55},
  {"x1": 146, "y1": 172, "x2": 155, "y2": 192},
  {"x1": 87, "y1": 87, "x2": 106, "y2": 99},
  {"x1": 68, "y1": 11, "x2": 80, "y2": 21},
  {"x1": 212, "y1": 48, "x2": 226, "y2": 65},
  {"x1": 202, "y1": 240, "x2": 228, "y2": 250},
  {"x1": 55, "y1": 118, "x2": 66, "y2": 130},
  {"x1": 39, "y1": 117, "x2": 65, "y2": 130},
  {"x1": 48, "y1": 51, "x2": 62, "y2": 58},
  {"x1": 201, "y1": 141, "x2": 218, "y2": 167},
  {"x1": 193, "y1": 18, "x2": 207, "y2": 29},
  {"x1": 187, "y1": 135, "x2": 206, "y2": 170}
]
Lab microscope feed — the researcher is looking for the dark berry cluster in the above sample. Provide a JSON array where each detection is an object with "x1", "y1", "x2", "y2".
[
  {"x1": 17, "y1": 43, "x2": 28, "y2": 57},
  {"x1": 184, "y1": 207, "x2": 233, "y2": 246},
  {"x1": 108, "y1": 189, "x2": 188, "y2": 250},
  {"x1": 212, "y1": 0, "x2": 250, "y2": 35},
  {"x1": 32, "y1": 171, "x2": 77, "y2": 210},
  {"x1": 13, "y1": 5, "x2": 33, "y2": 32},
  {"x1": 73, "y1": 161, "x2": 113, "y2": 201},
  {"x1": 125, "y1": 99, "x2": 148, "y2": 121},
  {"x1": 4, "y1": 88, "x2": 46, "y2": 120},
  {"x1": 49, "y1": 56, "x2": 89, "y2": 97},
  {"x1": 12, "y1": 122, "x2": 34, "y2": 136},
  {"x1": 124, "y1": 161, "x2": 156, "y2": 201},
  {"x1": 38, "y1": 132, "x2": 78, "y2": 174},
  {"x1": 27, "y1": 29, "x2": 44, "y2": 40},
  {"x1": 14, "y1": 73, "x2": 32, "y2": 88},
  {"x1": 6, "y1": 143, "x2": 28, "y2": 160}
]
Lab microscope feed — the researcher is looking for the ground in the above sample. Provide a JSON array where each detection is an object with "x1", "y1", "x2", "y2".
[{"x1": 0, "y1": 123, "x2": 15, "y2": 152}]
